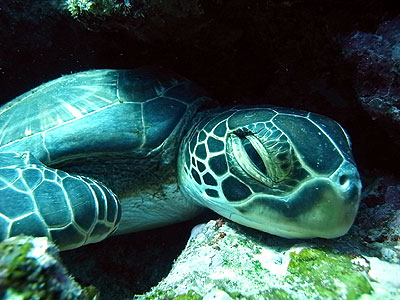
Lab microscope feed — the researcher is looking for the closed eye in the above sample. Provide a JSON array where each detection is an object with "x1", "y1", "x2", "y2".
[
  {"x1": 230, "y1": 128, "x2": 292, "y2": 187},
  {"x1": 241, "y1": 138, "x2": 267, "y2": 174},
  {"x1": 230, "y1": 130, "x2": 274, "y2": 187}
]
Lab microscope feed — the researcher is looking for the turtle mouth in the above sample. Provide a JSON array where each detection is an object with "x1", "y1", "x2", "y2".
[{"x1": 230, "y1": 173, "x2": 361, "y2": 239}]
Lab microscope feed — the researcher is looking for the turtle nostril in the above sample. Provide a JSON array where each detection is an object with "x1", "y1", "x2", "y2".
[{"x1": 339, "y1": 174, "x2": 350, "y2": 187}]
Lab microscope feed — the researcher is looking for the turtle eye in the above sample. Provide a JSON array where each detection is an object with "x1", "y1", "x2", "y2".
[
  {"x1": 241, "y1": 138, "x2": 267, "y2": 174},
  {"x1": 229, "y1": 128, "x2": 293, "y2": 187},
  {"x1": 229, "y1": 130, "x2": 273, "y2": 187}
]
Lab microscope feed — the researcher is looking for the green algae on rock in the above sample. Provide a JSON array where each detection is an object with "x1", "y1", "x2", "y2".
[
  {"x1": 66, "y1": 0, "x2": 130, "y2": 18},
  {"x1": 0, "y1": 235, "x2": 98, "y2": 300},
  {"x1": 65, "y1": 0, "x2": 203, "y2": 20},
  {"x1": 138, "y1": 289, "x2": 202, "y2": 300},
  {"x1": 286, "y1": 248, "x2": 372, "y2": 299}
]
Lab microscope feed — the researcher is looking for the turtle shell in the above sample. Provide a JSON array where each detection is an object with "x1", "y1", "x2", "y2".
[
  {"x1": 0, "y1": 66, "x2": 211, "y2": 166},
  {"x1": 0, "y1": 67, "x2": 212, "y2": 246}
]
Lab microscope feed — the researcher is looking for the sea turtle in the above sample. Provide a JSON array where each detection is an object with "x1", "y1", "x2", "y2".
[{"x1": 0, "y1": 66, "x2": 361, "y2": 250}]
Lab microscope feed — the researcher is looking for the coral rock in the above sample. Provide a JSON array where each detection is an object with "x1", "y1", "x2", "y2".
[
  {"x1": 0, "y1": 235, "x2": 98, "y2": 300},
  {"x1": 343, "y1": 18, "x2": 400, "y2": 145},
  {"x1": 137, "y1": 219, "x2": 400, "y2": 300}
]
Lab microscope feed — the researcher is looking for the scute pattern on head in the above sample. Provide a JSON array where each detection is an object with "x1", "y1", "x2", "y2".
[{"x1": 178, "y1": 106, "x2": 361, "y2": 239}]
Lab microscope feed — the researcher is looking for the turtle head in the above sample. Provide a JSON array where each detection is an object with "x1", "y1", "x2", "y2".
[{"x1": 178, "y1": 107, "x2": 361, "y2": 239}]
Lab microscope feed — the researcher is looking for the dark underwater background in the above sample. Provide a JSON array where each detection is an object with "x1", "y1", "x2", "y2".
[{"x1": 1, "y1": 1, "x2": 400, "y2": 299}]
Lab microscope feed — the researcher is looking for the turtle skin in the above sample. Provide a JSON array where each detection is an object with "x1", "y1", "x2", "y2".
[{"x1": 0, "y1": 67, "x2": 361, "y2": 250}]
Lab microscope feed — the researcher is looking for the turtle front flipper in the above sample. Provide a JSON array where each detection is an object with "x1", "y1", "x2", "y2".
[{"x1": 0, "y1": 152, "x2": 121, "y2": 250}]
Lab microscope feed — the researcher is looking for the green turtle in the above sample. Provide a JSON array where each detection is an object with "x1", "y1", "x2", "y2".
[{"x1": 0, "y1": 66, "x2": 361, "y2": 250}]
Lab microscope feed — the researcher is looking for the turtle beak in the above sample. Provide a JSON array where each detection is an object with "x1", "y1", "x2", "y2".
[{"x1": 231, "y1": 161, "x2": 361, "y2": 239}]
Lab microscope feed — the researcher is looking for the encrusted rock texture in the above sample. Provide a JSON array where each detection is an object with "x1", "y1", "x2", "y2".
[
  {"x1": 137, "y1": 218, "x2": 400, "y2": 300},
  {"x1": 0, "y1": 235, "x2": 98, "y2": 300},
  {"x1": 343, "y1": 19, "x2": 400, "y2": 146}
]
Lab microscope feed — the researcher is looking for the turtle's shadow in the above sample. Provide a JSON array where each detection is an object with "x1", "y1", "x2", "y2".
[{"x1": 59, "y1": 211, "x2": 218, "y2": 300}]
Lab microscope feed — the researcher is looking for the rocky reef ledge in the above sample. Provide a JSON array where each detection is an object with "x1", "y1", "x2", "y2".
[
  {"x1": 136, "y1": 218, "x2": 399, "y2": 300},
  {"x1": 0, "y1": 235, "x2": 97, "y2": 300}
]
